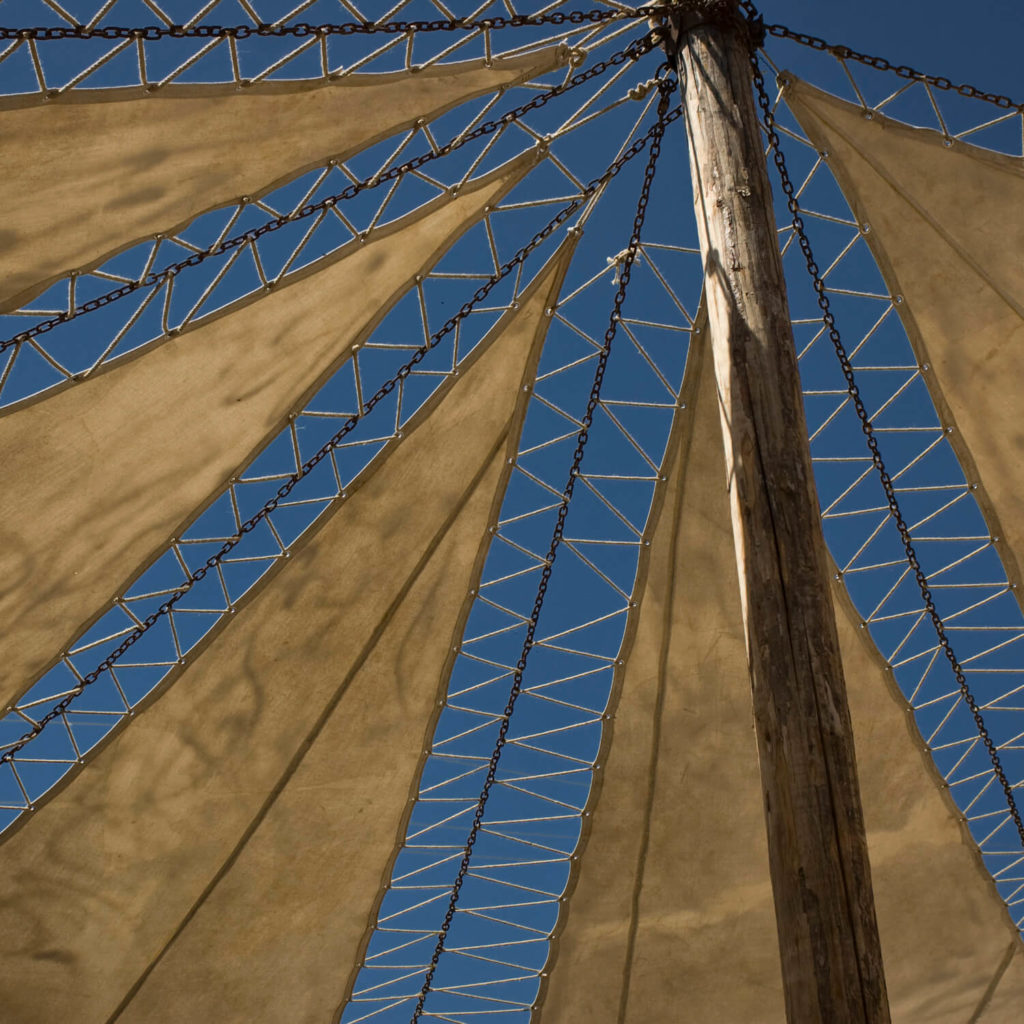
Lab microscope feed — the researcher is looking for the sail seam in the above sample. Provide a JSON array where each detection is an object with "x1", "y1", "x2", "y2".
[
  {"x1": 614, "y1": 341, "x2": 692, "y2": 1024},
  {"x1": 967, "y1": 940, "x2": 1019, "y2": 1023}
]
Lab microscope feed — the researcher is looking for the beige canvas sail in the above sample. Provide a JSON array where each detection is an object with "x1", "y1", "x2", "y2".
[
  {"x1": 0, "y1": 240, "x2": 576, "y2": 1024},
  {"x1": 0, "y1": 46, "x2": 567, "y2": 311},
  {"x1": 783, "y1": 75, "x2": 1024, "y2": 597},
  {"x1": 0, "y1": 153, "x2": 538, "y2": 711},
  {"x1": 535, "y1": 324, "x2": 1024, "y2": 1023},
  {"x1": 4, "y1": 33, "x2": 1023, "y2": 1024}
]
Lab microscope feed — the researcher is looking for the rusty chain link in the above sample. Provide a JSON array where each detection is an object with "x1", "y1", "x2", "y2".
[
  {"x1": 0, "y1": 30, "x2": 661, "y2": 355},
  {"x1": 1, "y1": 101, "x2": 680, "y2": 770},
  {"x1": 4, "y1": 3, "x2": 1016, "y2": 104},
  {"x1": 746, "y1": 38, "x2": 1024, "y2": 849},
  {"x1": 407, "y1": 72, "x2": 676, "y2": 1024},
  {"x1": 739, "y1": 0, "x2": 1024, "y2": 113},
  {"x1": 0, "y1": 8, "x2": 664, "y2": 41}
]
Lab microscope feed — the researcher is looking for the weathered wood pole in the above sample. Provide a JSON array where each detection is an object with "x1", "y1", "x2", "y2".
[{"x1": 666, "y1": 4, "x2": 891, "y2": 1021}]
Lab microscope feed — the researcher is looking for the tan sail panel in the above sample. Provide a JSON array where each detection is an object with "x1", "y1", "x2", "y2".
[
  {"x1": 0, "y1": 153, "x2": 537, "y2": 712},
  {"x1": 536, "y1": 326, "x2": 1024, "y2": 1023},
  {"x1": 0, "y1": 47, "x2": 567, "y2": 311},
  {"x1": 783, "y1": 75, "x2": 1024, "y2": 595},
  {"x1": 0, "y1": 241, "x2": 576, "y2": 1024}
]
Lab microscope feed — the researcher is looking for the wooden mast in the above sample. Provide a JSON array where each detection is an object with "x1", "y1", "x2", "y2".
[{"x1": 666, "y1": 4, "x2": 891, "y2": 1020}]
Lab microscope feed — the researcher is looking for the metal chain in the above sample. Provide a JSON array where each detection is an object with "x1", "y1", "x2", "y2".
[
  {"x1": 0, "y1": 31, "x2": 661, "y2": 354},
  {"x1": 0, "y1": 8, "x2": 663, "y2": 41},
  {"x1": 407, "y1": 73, "x2": 676, "y2": 1024},
  {"x1": 759, "y1": 14, "x2": 1024, "y2": 112},
  {"x1": 747, "y1": 43, "x2": 1024, "y2": 849},
  {"x1": 0, "y1": 106, "x2": 679, "y2": 769}
]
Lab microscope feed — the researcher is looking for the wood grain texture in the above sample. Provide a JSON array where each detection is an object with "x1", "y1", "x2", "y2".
[{"x1": 672, "y1": 8, "x2": 891, "y2": 1021}]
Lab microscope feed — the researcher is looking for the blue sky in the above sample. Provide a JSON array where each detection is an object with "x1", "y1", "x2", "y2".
[{"x1": 1, "y1": 2, "x2": 1022, "y2": 1021}]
